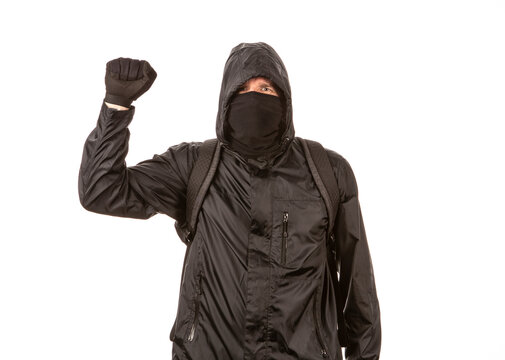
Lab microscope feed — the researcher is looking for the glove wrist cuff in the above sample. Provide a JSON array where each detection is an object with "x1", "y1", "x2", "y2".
[{"x1": 104, "y1": 93, "x2": 132, "y2": 108}]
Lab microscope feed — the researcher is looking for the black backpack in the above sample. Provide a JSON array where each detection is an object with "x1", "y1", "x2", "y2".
[{"x1": 173, "y1": 137, "x2": 349, "y2": 347}]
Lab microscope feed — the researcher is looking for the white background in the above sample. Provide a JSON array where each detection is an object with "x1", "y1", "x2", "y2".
[{"x1": 1, "y1": 1, "x2": 504, "y2": 359}]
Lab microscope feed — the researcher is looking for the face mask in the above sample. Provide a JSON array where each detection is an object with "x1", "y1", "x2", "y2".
[{"x1": 225, "y1": 91, "x2": 285, "y2": 158}]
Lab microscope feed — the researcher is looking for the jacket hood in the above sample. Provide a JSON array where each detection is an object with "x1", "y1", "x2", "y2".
[{"x1": 215, "y1": 42, "x2": 295, "y2": 153}]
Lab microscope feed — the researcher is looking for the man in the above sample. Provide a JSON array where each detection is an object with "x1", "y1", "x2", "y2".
[{"x1": 78, "y1": 42, "x2": 381, "y2": 360}]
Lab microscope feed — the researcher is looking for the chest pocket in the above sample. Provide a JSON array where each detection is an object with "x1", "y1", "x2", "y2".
[{"x1": 272, "y1": 197, "x2": 329, "y2": 278}]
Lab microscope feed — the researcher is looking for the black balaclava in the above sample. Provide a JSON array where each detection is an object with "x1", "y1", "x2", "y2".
[{"x1": 225, "y1": 91, "x2": 285, "y2": 159}]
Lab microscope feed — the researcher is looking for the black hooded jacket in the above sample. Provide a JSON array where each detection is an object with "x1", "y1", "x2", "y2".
[{"x1": 78, "y1": 42, "x2": 381, "y2": 360}]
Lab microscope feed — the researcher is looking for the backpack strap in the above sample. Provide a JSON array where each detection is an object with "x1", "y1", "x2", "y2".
[
  {"x1": 174, "y1": 138, "x2": 221, "y2": 245},
  {"x1": 300, "y1": 138, "x2": 339, "y2": 237},
  {"x1": 300, "y1": 137, "x2": 349, "y2": 347}
]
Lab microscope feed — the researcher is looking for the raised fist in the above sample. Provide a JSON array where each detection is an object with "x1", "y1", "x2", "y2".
[{"x1": 104, "y1": 57, "x2": 157, "y2": 107}]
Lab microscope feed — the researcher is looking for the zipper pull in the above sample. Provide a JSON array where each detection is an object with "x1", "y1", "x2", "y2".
[{"x1": 281, "y1": 211, "x2": 289, "y2": 265}]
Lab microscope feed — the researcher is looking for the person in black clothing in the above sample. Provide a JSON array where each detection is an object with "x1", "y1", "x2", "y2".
[{"x1": 79, "y1": 42, "x2": 381, "y2": 360}]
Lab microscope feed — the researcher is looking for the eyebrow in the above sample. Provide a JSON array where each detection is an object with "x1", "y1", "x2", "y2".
[
  {"x1": 238, "y1": 80, "x2": 279, "y2": 93},
  {"x1": 240, "y1": 81, "x2": 273, "y2": 87}
]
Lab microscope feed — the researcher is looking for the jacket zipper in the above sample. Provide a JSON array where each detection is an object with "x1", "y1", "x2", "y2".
[
  {"x1": 187, "y1": 271, "x2": 202, "y2": 342},
  {"x1": 171, "y1": 236, "x2": 195, "y2": 342},
  {"x1": 281, "y1": 211, "x2": 289, "y2": 265},
  {"x1": 313, "y1": 286, "x2": 329, "y2": 358}
]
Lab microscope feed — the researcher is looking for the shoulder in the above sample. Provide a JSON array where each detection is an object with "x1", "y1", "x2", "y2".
[
  {"x1": 161, "y1": 141, "x2": 203, "y2": 163},
  {"x1": 157, "y1": 141, "x2": 204, "y2": 183},
  {"x1": 294, "y1": 137, "x2": 360, "y2": 202},
  {"x1": 166, "y1": 141, "x2": 203, "y2": 159},
  {"x1": 324, "y1": 147, "x2": 359, "y2": 202}
]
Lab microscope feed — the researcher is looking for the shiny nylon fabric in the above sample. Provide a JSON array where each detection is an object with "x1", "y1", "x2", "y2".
[{"x1": 78, "y1": 42, "x2": 381, "y2": 360}]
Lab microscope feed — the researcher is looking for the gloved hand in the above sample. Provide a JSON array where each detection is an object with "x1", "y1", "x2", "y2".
[{"x1": 104, "y1": 57, "x2": 157, "y2": 107}]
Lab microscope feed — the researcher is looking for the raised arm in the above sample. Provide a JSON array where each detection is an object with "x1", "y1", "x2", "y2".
[
  {"x1": 78, "y1": 57, "x2": 200, "y2": 223},
  {"x1": 78, "y1": 101, "x2": 200, "y2": 221}
]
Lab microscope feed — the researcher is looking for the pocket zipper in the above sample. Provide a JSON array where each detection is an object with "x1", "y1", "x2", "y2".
[
  {"x1": 187, "y1": 271, "x2": 202, "y2": 342},
  {"x1": 281, "y1": 211, "x2": 289, "y2": 265},
  {"x1": 312, "y1": 287, "x2": 329, "y2": 358}
]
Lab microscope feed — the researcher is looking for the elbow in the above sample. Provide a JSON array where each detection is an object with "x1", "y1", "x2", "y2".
[
  {"x1": 78, "y1": 189, "x2": 95, "y2": 213},
  {"x1": 78, "y1": 175, "x2": 97, "y2": 213}
]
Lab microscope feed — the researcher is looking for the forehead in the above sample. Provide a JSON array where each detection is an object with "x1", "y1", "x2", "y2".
[{"x1": 241, "y1": 76, "x2": 274, "y2": 86}]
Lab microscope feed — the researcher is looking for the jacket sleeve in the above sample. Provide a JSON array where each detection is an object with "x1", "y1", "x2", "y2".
[
  {"x1": 330, "y1": 152, "x2": 382, "y2": 360},
  {"x1": 78, "y1": 100, "x2": 200, "y2": 222}
]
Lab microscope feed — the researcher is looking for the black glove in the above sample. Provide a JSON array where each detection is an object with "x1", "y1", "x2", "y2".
[{"x1": 104, "y1": 57, "x2": 157, "y2": 107}]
